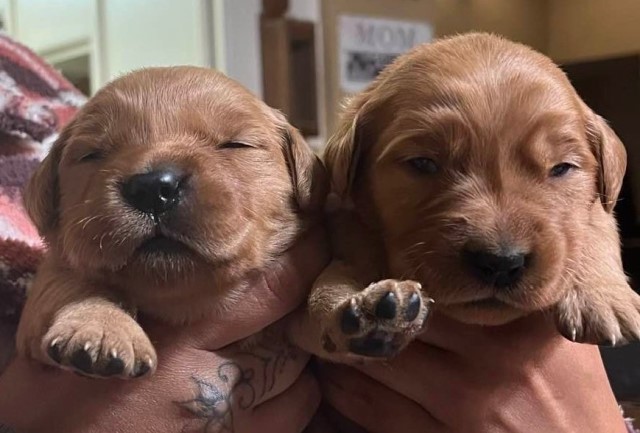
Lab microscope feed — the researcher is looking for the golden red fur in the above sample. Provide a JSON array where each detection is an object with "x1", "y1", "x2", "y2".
[
  {"x1": 17, "y1": 66, "x2": 326, "y2": 378},
  {"x1": 292, "y1": 33, "x2": 640, "y2": 362}
]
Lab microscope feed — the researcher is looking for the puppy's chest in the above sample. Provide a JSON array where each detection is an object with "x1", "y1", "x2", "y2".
[{"x1": 104, "y1": 273, "x2": 244, "y2": 325}]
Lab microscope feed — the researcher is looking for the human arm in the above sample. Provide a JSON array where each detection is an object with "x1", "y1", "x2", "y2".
[
  {"x1": 319, "y1": 312, "x2": 629, "y2": 433},
  {"x1": 0, "y1": 227, "x2": 329, "y2": 433}
]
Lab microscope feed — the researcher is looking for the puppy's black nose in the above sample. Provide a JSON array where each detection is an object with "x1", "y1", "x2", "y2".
[
  {"x1": 122, "y1": 167, "x2": 185, "y2": 214},
  {"x1": 464, "y1": 248, "x2": 528, "y2": 288}
]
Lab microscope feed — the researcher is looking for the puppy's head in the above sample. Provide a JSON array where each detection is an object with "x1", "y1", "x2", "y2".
[
  {"x1": 326, "y1": 33, "x2": 627, "y2": 325},
  {"x1": 26, "y1": 67, "x2": 325, "y2": 292}
]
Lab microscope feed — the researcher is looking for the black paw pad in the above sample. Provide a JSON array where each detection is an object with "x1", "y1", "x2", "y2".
[
  {"x1": 375, "y1": 292, "x2": 397, "y2": 319},
  {"x1": 348, "y1": 331, "x2": 399, "y2": 358},
  {"x1": 70, "y1": 347, "x2": 94, "y2": 373},
  {"x1": 133, "y1": 360, "x2": 151, "y2": 378},
  {"x1": 599, "y1": 336, "x2": 618, "y2": 347},
  {"x1": 340, "y1": 303, "x2": 361, "y2": 335},
  {"x1": 405, "y1": 292, "x2": 421, "y2": 321},
  {"x1": 104, "y1": 356, "x2": 125, "y2": 376},
  {"x1": 47, "y1": 341, "x2": 62, "y2": 363}
]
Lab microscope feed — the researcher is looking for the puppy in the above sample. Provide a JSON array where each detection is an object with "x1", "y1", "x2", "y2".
[
  {"x1": 292, "y1": 32, "x2": 640, "y2": 361},
  {"x1": 17, "y1": 66, "x2": 326, "y2": 378}
]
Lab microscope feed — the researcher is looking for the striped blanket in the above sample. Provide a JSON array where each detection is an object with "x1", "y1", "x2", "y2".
[{"x1": 0, "y1": 32, "x2": 84, "y2": 332}]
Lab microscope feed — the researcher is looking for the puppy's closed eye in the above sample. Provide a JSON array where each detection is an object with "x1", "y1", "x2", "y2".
[
  {"x1": 218, "y1": 141, "x2": 254, "y2": 150},
  {"x1": 78, "y1": 149, "x2": 106, "y2": 163}
]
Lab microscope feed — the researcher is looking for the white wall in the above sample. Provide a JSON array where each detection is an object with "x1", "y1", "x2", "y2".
[
  {"x1": 221, "y1": 0, "x2": 321, "y2": 99},
  {"x1": 290, "y1": 0, "x2": 320, "y2": 22},
  {"x1": 99, "y1": 0, "x2": 211, "y2": 83},
  {"x1": 3, "y1": 0, "x2": 324, "y2": 142},
  {"x1": 221, "y1": 0, "x2": 263, "y2": 97},
  {"x1": 221, "y1": 0, "x2": 324, "y2": 146},
  {"x1": 9, "y1": 0, "x2": 92, "y2": 54}
]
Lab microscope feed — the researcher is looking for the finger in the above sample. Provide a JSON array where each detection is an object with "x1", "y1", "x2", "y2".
[
  {"x1": 318, "y1": 363, "x2": 441, "y2": 433},
  {"x1": 147, "y1": 225, "x2": 330, "y2": 350},
  {"x1": 243, "y1": 343, "x2": 312, "y2": 407},
  {"x1": 184, "y1": 334, "x2": 312, "y2": 409},
  {"x1": 250, "y1": 371, "x2": 321, "y2": 433},
  {"x1": 347, "y1": 341, "x2": 463, "y2": 422}
]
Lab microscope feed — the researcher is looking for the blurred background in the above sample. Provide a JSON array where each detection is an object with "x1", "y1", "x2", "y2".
[{"x1": 2, "y1": 0, "x2": 639, "y2": 406}]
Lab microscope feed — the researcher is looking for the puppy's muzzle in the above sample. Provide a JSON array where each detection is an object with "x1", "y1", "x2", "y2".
[
  {"x1": 122, "y1": 166, "x2": 186, "y2": 215},
  {"x1": 463, "y1": 246, "x2": 530, "y2": 288}
]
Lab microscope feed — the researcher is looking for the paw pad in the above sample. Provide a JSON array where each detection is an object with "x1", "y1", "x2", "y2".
[
  {"x1": 104, "y1": 356, "x2": 126, "y2": 376},
  {"x1": 340, "y1": 300, "x2": 362, "y2": 335},
  {"x1": 405, "y1": 292, "x2": 421, "y2": 321},
  {"x1": 375, "y1": 292, "x2": 397, "y2": 319},
  {"x1": 70, "y1": 345, "x2": 94, "y2": 373},
  {"x1": 349, "y1": 330, "x2": 401, "y2": 358},
  {"x1": 40, "y1": 315, "x2": 157, "y2": 379},
  {"x1": 329, "y1": 279, "x2": 431, "y2": 359}
]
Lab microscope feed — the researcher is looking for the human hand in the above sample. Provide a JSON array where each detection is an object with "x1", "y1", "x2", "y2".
[
  {"x1": 319, "y1": 312, "x2": 628, "y2": 433},
  {"x1": 0, "y1": 227, "x2": 329, "y2": 433}
]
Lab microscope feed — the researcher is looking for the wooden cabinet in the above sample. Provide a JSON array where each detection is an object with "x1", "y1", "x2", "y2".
[{"x1": 261, "y1": 14, "x2": 318, "y2": 136}]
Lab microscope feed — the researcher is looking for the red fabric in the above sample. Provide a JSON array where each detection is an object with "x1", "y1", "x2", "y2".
[{"x1": 0, "y1": 31, "x2": 85, "y2": 326}]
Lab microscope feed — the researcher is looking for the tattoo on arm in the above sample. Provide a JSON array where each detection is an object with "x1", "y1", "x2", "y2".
[{"x1": 175, "y1": 339, "x2": 299, "y2": 433}]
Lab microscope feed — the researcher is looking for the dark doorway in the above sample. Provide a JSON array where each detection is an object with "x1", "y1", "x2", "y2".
[{"x1": 563, "y1": 55, "x2": 640, "y2": 401}]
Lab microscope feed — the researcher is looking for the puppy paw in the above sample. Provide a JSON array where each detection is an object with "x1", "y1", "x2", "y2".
[
  {"x1": 556, "y1": 285, "x2": 640, "y2": 346},
  {"x1": 323, "y1": 279, "x2": 432, "y2": 359},
  {"x1": 41, "y1": 310, "x2": 157, "y2": 379}
]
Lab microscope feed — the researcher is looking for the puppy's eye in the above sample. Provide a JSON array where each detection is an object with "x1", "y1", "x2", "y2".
[
  {"x1": 406, "y1": 157, "x2": 438, "y2": 174},
  {"x1": 219, "y1": 141, "x2": 252, "y2": 149},
  {"x1": 549, "y1": 162, "x2": 576, "y2": 178},
  {"x1": 78, "y1": 150, "x2": 105, "y2": 163}
]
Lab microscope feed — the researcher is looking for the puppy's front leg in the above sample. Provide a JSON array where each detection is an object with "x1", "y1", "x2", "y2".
[
  {"x1": 290, "y1": 260, "x2": 431, "y2": 361},
  {"x1": 16, "y1": 257, "x2": 156, "y2": 378},
  {"x1": 555, "y1": 207, "x2": 640, "y2": 345}
]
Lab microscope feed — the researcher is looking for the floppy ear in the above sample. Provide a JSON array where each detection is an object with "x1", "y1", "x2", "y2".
[
  {"x1": 323, "y1": 101, "x2": 362, "y2": 201},
  {"x1": 323, "y1": 90, "x2": 385, "y2": 203},
  {"x1": 24, "y1": 134, "x2": 66, "y2": 237},
  {"x1": 585, "y1": 111, "x2": 627, "y2": 213},
  {"x1": 280, "y1": 118, "x2": 328, "y2": 213}
]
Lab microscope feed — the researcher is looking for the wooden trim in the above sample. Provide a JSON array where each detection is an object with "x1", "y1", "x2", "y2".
[
  {"x1": 260, "y1": 15, "x2": 318, "y2": 136},
  {"x1": 211, "y1": 0, "x2": 227, "y2": 72},
  {"x1": 39, "y1": 38, "x2": 90, "y2": 65},
  {"x1": 262, "y1": 0, "x2": 288, "y2": 18},
  {"x1": 90, "y1": 0, "x2": 108, "y2": 94}
]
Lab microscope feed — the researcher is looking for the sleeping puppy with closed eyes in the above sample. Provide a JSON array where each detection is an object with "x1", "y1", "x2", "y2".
[
  {"x1": 291, "y1": 32, "x2": 640, "y2": 362},
  {"x1": 16, "y1": 66, "x2": 326, "y2": 378}
]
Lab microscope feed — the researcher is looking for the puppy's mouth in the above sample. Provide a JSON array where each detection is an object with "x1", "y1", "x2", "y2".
[
  {"x1": 136, "y1": 234, "x2": 192, "y2": 256},
  {"x1": 464, "y1": 297, "x2": 508, "y2": 309}
]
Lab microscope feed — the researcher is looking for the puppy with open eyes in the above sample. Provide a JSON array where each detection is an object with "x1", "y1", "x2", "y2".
[
  {"x1": 16, "y1": 66, "x2": 326, "y2": 378},
  {"x1": 291, "y1": 32, "x2": 640, "y2": 361}
]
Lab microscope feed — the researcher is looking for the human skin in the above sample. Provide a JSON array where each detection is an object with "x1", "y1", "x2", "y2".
[
  {"x1": 0, "y1": 228, "x2": 329, "y2": 433},
  {"x1": 319, "y1": 312, "x2": 628, "y2": 433}
]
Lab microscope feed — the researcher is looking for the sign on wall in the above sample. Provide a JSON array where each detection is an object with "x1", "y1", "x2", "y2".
[{"x1": 338, "y1": 14, "x2": 433, "y2": 93}]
